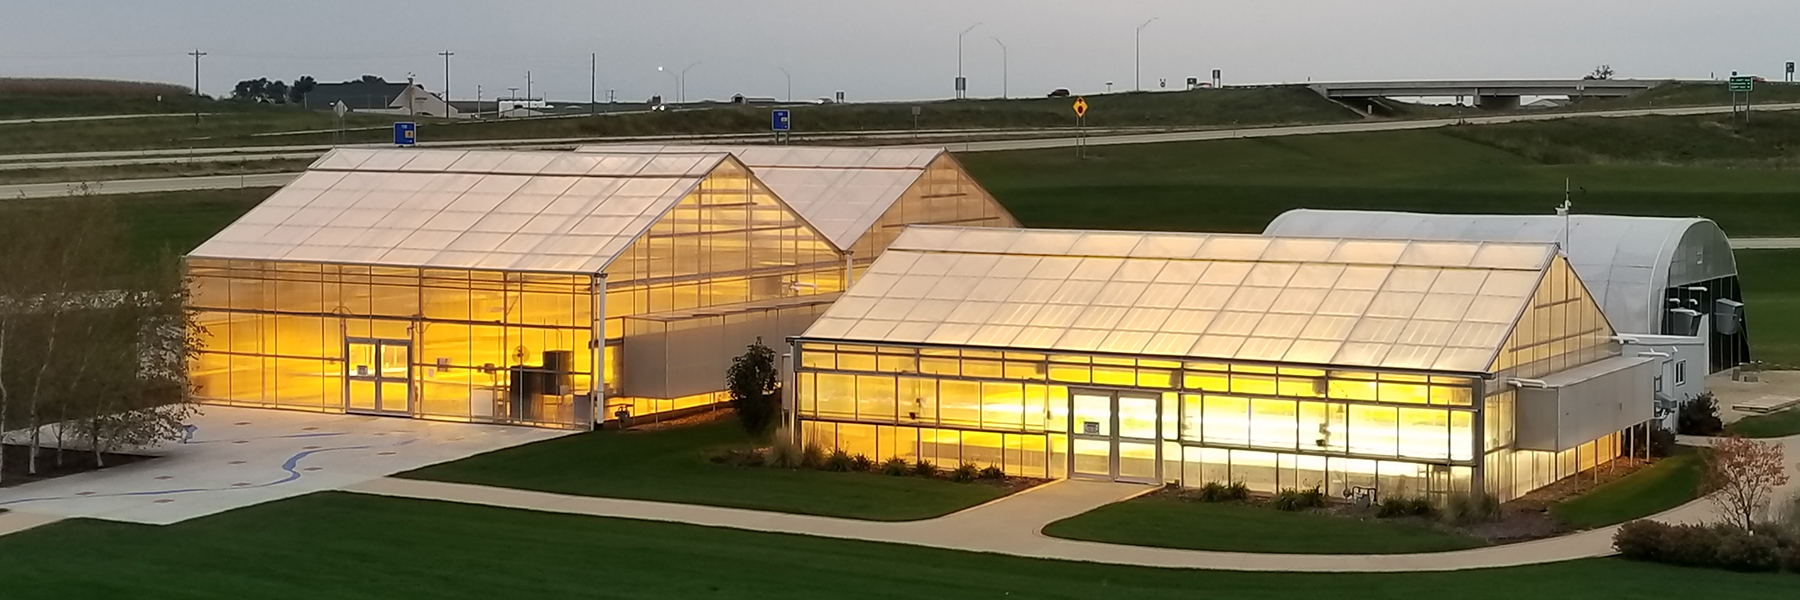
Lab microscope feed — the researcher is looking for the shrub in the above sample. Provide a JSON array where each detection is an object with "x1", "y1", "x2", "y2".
[
  {"x1": 978, "y1": 465, "x2": 1006, "y2": 480},
  {"x1": 1224, "y1": 481, "x2": 1251, "y2": 502},
  {"x1": 1441, "y1": 492, "x2": 1500, "y2": 525},
  {"x1": 823, "y1": 449, "x2": 854, "y2": 472},
  {"x1": 800, "y1": 442, "x2": 827, "y2": 469},
  {"x1": 951, "y1": 462, "x2": 980, "y2": 483},
  {"x1": 911, "y1": 458, "x2": 937, "y2": 477},
  {"x1": 1677, "y1": 393, "x2": 1724, "y2": 436},
  {"x1": 1785, "y1": 538, "x2": 1800, "y2": 572},
  {"x1": 1378, "y1": 497, "x2": 1413, "y2": 518},
  {"x1": 1614, "y1": 520, "x2": 1673, "y2": 561},
  {"x1": 768, "y1": 439, "x2": 802, "y2": 468},
  {"x1": 735, "y1": 449, "x2": 766, "y2": 467},
  {"x1": 1194, "y1": 482, "x2": 1230, "y2": 502},
  {"x1": 1273, "y1": 487, "x2": 1326, "y2": 511},
  {"x1": 850, "y1": 453, "x2": 874, "y2": 472},
  {"x1": 1648, "y1": 426, "x2": 1678, "y2": 458},
  {"x1": 1407, "y1": 497, "x2": 1437, "y2": 517},
  {"x1": 880, "y1": 457, "x2": 910, "y2": 476},
  {"x1": 1713, "y1": 528, "x2": 1782, "y2": 572}
]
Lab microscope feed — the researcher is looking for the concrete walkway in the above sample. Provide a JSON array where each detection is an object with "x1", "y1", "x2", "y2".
[
  {"x1": 349, "y1": 474, "x2": 1721, "y2": 573},
  {"x1": 0, "y1": 511, "x2": 62, "y2": 537}
]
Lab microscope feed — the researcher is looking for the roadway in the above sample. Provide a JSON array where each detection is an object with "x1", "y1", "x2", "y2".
[{"x1": 5, "y1": 101, "x2": 1799, "y2": 201}]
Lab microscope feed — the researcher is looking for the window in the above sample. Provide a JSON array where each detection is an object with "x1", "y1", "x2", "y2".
[{"x1": 1674, "y1": 360, "x2": 1687, "y2": 386}]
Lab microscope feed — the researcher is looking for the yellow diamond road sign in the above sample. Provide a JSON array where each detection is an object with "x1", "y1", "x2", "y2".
[{"x1": 1073, "y1": 97, "x2": 1088, "y2": 117}]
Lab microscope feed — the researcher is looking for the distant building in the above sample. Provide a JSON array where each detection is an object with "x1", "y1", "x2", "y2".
[{"x1": 301, "y1": 79, "x2": 460, "y2": 118}]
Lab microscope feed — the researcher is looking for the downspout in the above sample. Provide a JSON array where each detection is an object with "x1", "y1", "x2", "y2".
[{"x1": 592, "y1": 274, "x2": 608, "y2": 429}]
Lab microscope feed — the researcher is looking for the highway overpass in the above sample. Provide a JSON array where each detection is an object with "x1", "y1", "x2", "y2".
[{"x1": 1309, "y1": 79, "x2": 1670, "y2": 109}]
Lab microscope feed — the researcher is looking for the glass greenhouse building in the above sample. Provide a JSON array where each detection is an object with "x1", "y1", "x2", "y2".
[
  {"x1": 185, "y1": 147, "x2": 1016, "y2": 429},
  {"x1": 791, "y1": 226, "x2": 1656, "y2": 502}
]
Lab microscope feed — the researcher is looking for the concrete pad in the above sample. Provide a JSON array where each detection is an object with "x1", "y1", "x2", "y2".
[
  {"x1": 1708, "y1": 370, "x2": 1800, "y2": 423},
  {"x1": 0, "y1": 406, "x2": 568, "y2": 525},
  {"x1": 0, "y1": 510, "x2": 62, "y2": 536}
]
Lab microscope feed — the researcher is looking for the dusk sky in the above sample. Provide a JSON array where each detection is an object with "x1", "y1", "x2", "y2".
[{"x1": 4, "y1": 1, "x2": 1795, "y2": 102}]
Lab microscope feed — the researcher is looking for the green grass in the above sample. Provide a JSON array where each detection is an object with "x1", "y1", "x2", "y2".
[
  {"x1": 0, "y1": 188, "x2": 273, "y2": 259},
  {"x1": 963, "y1": 113, "x2": 1800, "y2": 237},
  {"x1": 1727, "y1": 408, "x2": 1800, "y2": 438},
  {"x1": 1550, "y1": 450, "x2": 1706, "y2": 529},
  {"x1": 399, "y1": 420, "x2": 1009, "y2": 521},
  {"x1": 0, "y1": 158, "x2": 312, "y2": 185},
  {"x1": 2, "y1": 492, "x2": 1793, "y2": 600},
  {"x1": 1042, "y1": 495, "x2": 1485, "y2": 554},
  {"x1": 1735, "y1": 250, "x2": 1800, "y2": 367}
]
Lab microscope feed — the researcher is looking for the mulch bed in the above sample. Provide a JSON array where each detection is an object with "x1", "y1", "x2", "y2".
[{"x1": 0, "y1": 443, "x2": 154, "y2": 489}]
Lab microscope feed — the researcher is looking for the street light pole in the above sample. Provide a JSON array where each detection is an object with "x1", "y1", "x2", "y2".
[
  {"x1": 778, "y1": 67, "x2": 792, "y2": 103},
  {"x1": 679, "y1": 62, "x2": 701, "y2": 104},
  {"x1": 1136, "y1": 17, "x2": 1159, "y2": 92},
  {"x1": 992, "y1": 37, "x2": 1008, "y2": 100},
  {"x1": 438, "y1": 51, "x2": 454, "y2": 117},
  {"x1": 957, "y1": 22, "x2": 982, "y2": 99},
  {"x1": 658, "y1": 66, "x2": 678, "y2": 104}
]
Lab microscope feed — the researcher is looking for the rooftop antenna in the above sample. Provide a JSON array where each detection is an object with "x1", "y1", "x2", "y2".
[{"x1": 1557, "y1": 178, "x2": 1573, "y2": 255}]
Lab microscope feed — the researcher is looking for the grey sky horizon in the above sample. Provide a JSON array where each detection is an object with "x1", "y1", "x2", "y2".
[{"x1": 4, "y1": 1, "x2": 1795, "y2": 103}]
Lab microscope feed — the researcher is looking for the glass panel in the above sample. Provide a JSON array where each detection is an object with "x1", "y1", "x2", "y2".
[
  {"x1": 1072, "y1": 438, "x2": 1112, "y2": 477},
  {"x1": 348, "y1": 342, "x2": 376, "y2": 378},
  {"x1": 1071, "y1": 391, "x2": 1111, "y2": 437},
  {"x1": 1117, "y1": 394, "x2": 1159, "y2": 440},
  {"x1": 348, "y1": 379, "x2": 377, "y2": 411},
  {"x1": 381, "y1": 381, "x2": 411, "y2": 413},
  {"x1": 1118, "y1": 442, "x2": 1159, "y2": 480}
]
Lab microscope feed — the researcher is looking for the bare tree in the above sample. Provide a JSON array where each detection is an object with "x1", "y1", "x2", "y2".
[{"x1": 1704, "y1": 435, "x2": 1793, "y2": 531}]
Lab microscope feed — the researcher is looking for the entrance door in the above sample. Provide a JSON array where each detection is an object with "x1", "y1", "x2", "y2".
[
  {"x1": 346, "y1": 338, "x2": 412, "y2": 416},
  {"x1": 1068, "y1": 389, "x2": 1162, "y2": 483}
]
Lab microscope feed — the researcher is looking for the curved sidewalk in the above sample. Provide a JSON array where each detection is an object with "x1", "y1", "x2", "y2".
[{"x1": 347, "y1": 475, "x2": 1721, "y2": 573}]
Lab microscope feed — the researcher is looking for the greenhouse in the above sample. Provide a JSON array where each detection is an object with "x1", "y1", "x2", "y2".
[
  {"x1": 579, "y1": 145, "x2": 1020, "y2": 273},
  {"x1": 187, "y1": 147, "x2": 852, "y2": 428},
  {"x1": 791, "y1": 226, "x2": 1656, "y2": 502}
]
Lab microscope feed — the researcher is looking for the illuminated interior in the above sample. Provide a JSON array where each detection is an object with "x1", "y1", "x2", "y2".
[
  {"x1": 187, "y1": 147, "x2": 1018, "y2": 429},
  {"x1": 796, "y1": 227, "x2": 1635, "y2": 501}
]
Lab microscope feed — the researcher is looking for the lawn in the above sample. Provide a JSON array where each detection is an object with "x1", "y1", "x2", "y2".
[
  {"x1": 0, "y1": 188, "x2": 273, "y2": 260},
  {"x1": 961, "y1": 112, "x2": 1800, "y2": 237},
  {"x1": 1041, "y1": 495, "x2": 1485, "y2": 554},
  {"x1": 1727, "y1": 408, "x2": 1800, "y2": 438},
  {"x1": 1736, "y1": 250, "x2": 1800, "y2": 367},
  {"x1": 1, "y1": 492, "x2": 1792, "y2": 600},
  {"x1": 399, "y1": 419, "x2": 1010, "y2": 521},
  {"x1": 1549, "y1": 450, "x2": 1706, "y2": 529}
]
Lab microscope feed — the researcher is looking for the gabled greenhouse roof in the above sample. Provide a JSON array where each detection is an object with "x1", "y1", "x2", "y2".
[
  {"x1": 577, "y1": 145, "x2": 947, "y2": 251},
  {"x1": 188, "y1": 148, "x2": 732, "y2": 274},
  {"x1": 801, "y1": 226, "x2": 1566, "y2": 374}
]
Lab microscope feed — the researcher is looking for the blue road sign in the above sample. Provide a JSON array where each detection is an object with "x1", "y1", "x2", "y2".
[
  {"x1": 771, "y1": 110, "x2": 791, "y2": 132},
  {"x1": 393, "y1": 122, "x2": 417, "y2": 146}
]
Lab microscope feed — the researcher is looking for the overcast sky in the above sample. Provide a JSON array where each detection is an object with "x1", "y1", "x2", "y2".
[{"x1": 4, "y1": 1, "x2": 1796, "y2": 102}]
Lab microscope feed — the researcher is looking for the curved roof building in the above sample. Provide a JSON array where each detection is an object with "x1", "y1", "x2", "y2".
[{"x1": 1264, "y1": 210, "x2": 1747, "y2": 372}]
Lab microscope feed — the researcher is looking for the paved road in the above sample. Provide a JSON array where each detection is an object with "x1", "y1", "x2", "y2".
[
  {"x1": 0, "y1": 112, "x2": 212, "y2": 126},
  {"x1": 913, "y1": 102, "x2": 1800, "y2": 152},
  {"x1": 1731, "y1": 238, "x2": 1800, "y2": 250},
  {"x1": 0, "y1": 173, "x2": 296, "y2": 199}
]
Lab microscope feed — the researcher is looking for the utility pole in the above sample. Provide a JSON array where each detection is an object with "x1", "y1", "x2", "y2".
[
  {"x1": 1136, "y1": 17, "x2": 1159, "y2": 92},
  {"x1": 992, "y1": 37, "x2": 1008, "y2": 99},
  {"x1": 779, "y1": 67, "x2": 792, "y2": 103},
  {"x1": 526, "y1": 71, "x2": 533, "y2": 107},
  {"x1": 679, "y1": 62, "x2": 700, "y2": 104},
  {"x1": 591, "y1": 53, "x2": 598, "y2": 117},
  {"x1": 477, "y1": 85, "x2": 483, "y2": 119},
  {"x1": 438, "y1": 50, "x2": 454, "y2": 118},
  {"x1": 956, "y1": 23, "x2": 982, "y2": 99},
  {"x1": 187, "y1": 48, "x2": 207, "y2": 121}
]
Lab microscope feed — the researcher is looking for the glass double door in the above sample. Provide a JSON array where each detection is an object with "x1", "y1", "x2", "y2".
[
  {"x1": 1069, "y1": 389, "x2": 1162, "y2": 483},
  {"x1": 346, "y1": 338, "x2": 412, "y2": 416}
]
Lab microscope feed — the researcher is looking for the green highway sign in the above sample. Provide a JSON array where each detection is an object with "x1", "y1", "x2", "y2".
[{"x1": 1729, "y1": 76, "x2": 1755, "y2": 92}]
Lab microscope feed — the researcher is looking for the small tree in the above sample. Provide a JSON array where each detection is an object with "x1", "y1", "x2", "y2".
[
  {"x1": 1585, "y1": 64, "x2": 1616, "y2": 80},
  {"x1": 726, "y1": 338, "x2": 781, "y2": 440},
  {"x1": 1704, "y1": 436, "x2": 1791, "y2": 531},
  {"x1": 1678, "y1": 393, "x2": 1724, "y2": 436}
]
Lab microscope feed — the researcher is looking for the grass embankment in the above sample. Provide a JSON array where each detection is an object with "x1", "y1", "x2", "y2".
[
  {"x1": 1727, "y1": 408, "x2": 1800, "y2": 438},
  {"x1": 0, "y1": 86, "x2": 1357, "y2": 154},
  {"x1": 399, "y1": 420, "x2": 1010, "y2": 521},
  {"x1": 1042, "y1": 495, "x2": 1485, "y2": 554},
  {"x1": 0, "y1": 188, "x2": 270, "y2": 259},
  {"x1": 0, "y1": 158, "x2": 312, "y2": 185},
  {"x1": 1549, "y1": 450, "x2": 1706, "y2": 529},
  {"x1": 1736, "y1": 250, "x2": 1800, "y2": 367},
  {"x1": 2, "y1": 492, "x2": 1793, "y2": 600},
  {"x1": 963, "y1": 111, "x2": 1800, "y2": 237}
]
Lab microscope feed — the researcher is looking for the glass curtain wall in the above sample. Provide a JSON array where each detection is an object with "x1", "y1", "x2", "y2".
[
  {"x1": 844, "y1": 156, "x2": 1019, "y2": 267},
  {"x1": 795, "y1": 342, "x2": 1476, "y2": 497},
  {"x1": 188, "y1": 258, "x2": 594, "y2": 428},
  {"x1": 602, "y1": 160, "x2": 844, "y2": 413},
  {"x1": 1483, "y1": 257, "x2": 1622, "y2": 501}
]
